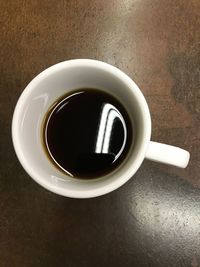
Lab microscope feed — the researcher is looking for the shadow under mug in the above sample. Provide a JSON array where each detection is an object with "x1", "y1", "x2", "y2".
[{"x1": 12, "y1": 59, "x2": 190, "y2": 198}]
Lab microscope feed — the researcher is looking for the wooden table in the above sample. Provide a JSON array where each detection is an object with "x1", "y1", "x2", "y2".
[{"x1": 0, "y1": 1, "x2": 199, "y2": 266}]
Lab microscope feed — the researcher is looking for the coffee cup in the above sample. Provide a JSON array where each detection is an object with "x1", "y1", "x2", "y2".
[{"x1": 12, "y1": 59, "x2": 190, "y2": 198}]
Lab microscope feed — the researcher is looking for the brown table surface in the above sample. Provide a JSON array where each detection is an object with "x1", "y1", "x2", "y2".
[{"x1": 0, "y1": 1, "x2": 200, "y2": 266}]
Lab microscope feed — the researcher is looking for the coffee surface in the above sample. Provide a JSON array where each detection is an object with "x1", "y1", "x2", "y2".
[{"x1": 44, "y1": 89, "x2": 133, "y2": 178}]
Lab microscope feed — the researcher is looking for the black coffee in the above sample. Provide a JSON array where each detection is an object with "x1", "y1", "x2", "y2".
[{"x1": 43, "y1": 89, "x2": 133, "y2": 178}]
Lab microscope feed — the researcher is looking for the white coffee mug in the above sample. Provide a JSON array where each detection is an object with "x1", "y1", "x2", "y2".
[{"x1": 12, "y1": 59, "x2": 190, "y2": 198}]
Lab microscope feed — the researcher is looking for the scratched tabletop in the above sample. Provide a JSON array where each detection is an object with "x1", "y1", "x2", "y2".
[{"x1": 0, "y1": 1, "x2": 200, "y2": 266}]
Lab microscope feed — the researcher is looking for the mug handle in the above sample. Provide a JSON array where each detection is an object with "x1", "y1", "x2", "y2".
[{"x1": 145, "y1": 141, "x2": 190, "y2": 168}]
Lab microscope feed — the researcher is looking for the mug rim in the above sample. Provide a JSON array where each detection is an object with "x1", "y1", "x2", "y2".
[{"x1": 12, "y1": 59, "x2": 151, "y2": 198}]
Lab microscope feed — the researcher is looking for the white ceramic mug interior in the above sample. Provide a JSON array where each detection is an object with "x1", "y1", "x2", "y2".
[{"x1": 12, "y1": 59, "x2": 152, "y2": 198}]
